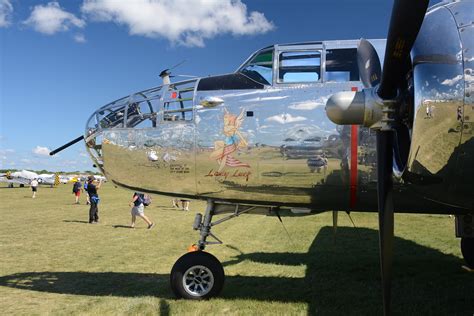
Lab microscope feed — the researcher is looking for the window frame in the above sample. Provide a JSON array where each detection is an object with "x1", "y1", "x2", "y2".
[
  {"x1": 274, "y1": 43, "x2": 324, "y2": 86},
  {"x1": 324, "y1": 47, "x2": 360, "y2": 83},
  {"x1": 237, "y1": 48, "x2": 274, "y2": 86}
]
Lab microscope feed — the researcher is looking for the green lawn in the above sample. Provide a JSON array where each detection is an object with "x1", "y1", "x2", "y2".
[{"x1": 0, "y1": 183, "x2": 472, "y2": 315}]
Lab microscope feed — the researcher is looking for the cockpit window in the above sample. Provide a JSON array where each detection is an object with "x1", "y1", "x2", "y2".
[
  {"x1": 278, "y1": 50, "x2": 321, "y2": 83},
  {"x1": 325, "y1": 48, "x2": 359, "y2": 82},
  {"x1": 238, "y1": 49, "x2": 273, "y2": 86}
]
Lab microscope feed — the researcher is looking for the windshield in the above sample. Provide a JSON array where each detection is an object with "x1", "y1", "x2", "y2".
[{"x1": 238, "y1": 48, "x2": 273, "y2": 85}]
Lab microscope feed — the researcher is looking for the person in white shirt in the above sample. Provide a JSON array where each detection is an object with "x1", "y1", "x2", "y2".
[{"x1": 30, "y1": 178, "x2": 39, "y2": 198}]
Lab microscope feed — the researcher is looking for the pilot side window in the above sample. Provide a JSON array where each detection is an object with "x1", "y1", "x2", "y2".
[
  {"x1": 278, "y1": 50, "x2": 321, "y2": 83},
  {"x1": 239, "y1": 49, "x2": 273, "y2": 86},
  {"x1": 325, "y1": 48, "x2": 359, "y2": 82}
]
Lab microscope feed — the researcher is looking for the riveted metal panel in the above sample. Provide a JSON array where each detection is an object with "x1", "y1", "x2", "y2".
[{"x1": 446, "y1": 0, "x2": 474, "y2": 28}]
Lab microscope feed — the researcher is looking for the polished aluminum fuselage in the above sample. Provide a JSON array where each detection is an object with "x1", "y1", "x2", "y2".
[
  {"x1": 85, "y1": 3, "x2": 474, "y2": 215},
  {"x1": 407, "y1": 0, "x2": 474, "y2": 212}
]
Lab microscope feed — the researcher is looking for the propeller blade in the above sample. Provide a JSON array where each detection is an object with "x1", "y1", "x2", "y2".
[
  {"x1": 169, "y1": 59, "x2": 186, "y2": 71},
  {"x1": 378, "y1": 0, "x2": 429, "y2": 99},
  {"x1": 376, "y1": 131, "x2": 395, "y2": 316},
  {"x1": 49, "y1": 135, "x2": 84, "y2": 156},
  {"x1": 357, "y1": 39, "x2": 381, "y2": 88}
]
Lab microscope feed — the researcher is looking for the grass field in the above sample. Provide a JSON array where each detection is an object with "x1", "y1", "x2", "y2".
[{"x1": 0, "y1": 183, "x2": 472, "y2": 315}]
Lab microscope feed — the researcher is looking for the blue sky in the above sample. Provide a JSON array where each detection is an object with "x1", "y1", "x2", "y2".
[{"x1": 0, "y1": 0, "x2": 440, "y2": 172}]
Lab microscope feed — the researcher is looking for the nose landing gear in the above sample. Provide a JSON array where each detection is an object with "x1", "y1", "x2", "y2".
[{"x1": 170, "y1": 200, "x2": 264, "y2": 299}]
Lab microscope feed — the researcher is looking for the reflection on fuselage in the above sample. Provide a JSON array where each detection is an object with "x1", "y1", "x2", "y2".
[{"x1": 84, "y1": 35, "x2": 471, "y2": 214}]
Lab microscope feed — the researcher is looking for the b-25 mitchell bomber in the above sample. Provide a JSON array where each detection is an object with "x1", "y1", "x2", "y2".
[{"x1": 51, "y1": 0, "x2": 474, "y2": 313}]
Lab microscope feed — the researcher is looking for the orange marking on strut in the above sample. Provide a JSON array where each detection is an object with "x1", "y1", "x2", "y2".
[{"x1": 187, "y1": 244, "x2": 199, "y2": 252}]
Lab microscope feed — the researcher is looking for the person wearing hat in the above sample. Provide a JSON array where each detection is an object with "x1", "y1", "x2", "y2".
[
  {"x1": 72, "y1": 180, "x2": 82, "y2": 204},
  {"x1": 86, "y1": 175, "x2": 102, "y2": 223}
]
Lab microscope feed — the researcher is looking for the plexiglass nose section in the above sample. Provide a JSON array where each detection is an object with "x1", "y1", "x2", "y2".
[{"x1": 84, "y1": 79, "x2": 198, "y2": 195}]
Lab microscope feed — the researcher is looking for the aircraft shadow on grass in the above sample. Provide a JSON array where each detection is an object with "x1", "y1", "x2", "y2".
[{"x1": 0, "y1": 227, "x2": 472, "y2": 314}]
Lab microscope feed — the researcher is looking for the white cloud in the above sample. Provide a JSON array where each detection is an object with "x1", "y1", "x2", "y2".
[
  {"x1": 81, "y1": 0, "x2": 274, "y2": 47},
  {"x1": 288, "y1": 99, "x2": 326, "y2": 111},
  {"x1": 441, "y1": 75, "x2": 463, "y2": 86},
  {"x1": 0, "y1": 148, "x2": 14, "y2": 154},
  {"x1": 32, "y1": 146, "x2": 51, "y2": 156},
  {"x1": 61, "y1": 159, "x2": 78, "y2": 166},
  {"x1": 24, "y1": 2, "x2": 85, "y2": 35},
  {"x1": 0, "y1": 0, "x2": 13, "y2": 27},
  {"x1": 265, "y1": 113, "x2": 307, "y2": 124},
  {"x1": 73, "y1": 33, "x2": 86, "y2": 43}
]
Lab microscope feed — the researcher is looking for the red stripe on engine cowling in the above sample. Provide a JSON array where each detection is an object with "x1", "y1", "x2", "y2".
[{"x1": 350, "y1": 125, "x2": 358, "y2": 209}]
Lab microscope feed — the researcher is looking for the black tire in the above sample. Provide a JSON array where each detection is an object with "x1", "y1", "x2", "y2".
[
  {"x1": 170, "y1": 251, "x2": 224, "y2": 300},
  {"x1": 461, "y1": 238, "x2": 474, "y2": 269}
]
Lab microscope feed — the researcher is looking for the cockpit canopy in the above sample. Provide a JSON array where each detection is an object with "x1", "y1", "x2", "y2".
[
  {"x1": 238, "y1": 48, "x2": 274, "y2": 85},
  {"x1": 236, "y1": 40, "x2": 379, "y2": 86}
]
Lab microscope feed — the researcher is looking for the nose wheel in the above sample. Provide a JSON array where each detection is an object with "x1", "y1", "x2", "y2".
[{"x1": 170, "y1": 251, "x2": 224, "y2": 299}]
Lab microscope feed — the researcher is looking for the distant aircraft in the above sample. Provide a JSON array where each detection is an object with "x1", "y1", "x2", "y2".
[
  {"x1": 50, "y1": 0, "x2": 473, "y2": 313},
  {"x1": 0, "y1": 170, "x2": 59, "y2": 187},
  {"x1": 94, "y1": 175, "x2": 107, "y2": 182}
]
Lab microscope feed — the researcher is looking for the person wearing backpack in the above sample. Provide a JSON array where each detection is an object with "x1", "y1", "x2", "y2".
[
  {"x1": 129, "y1": 192, "x2": 155, "y2": 229},
  {"x1": 72, "y1": 181, "x2": 82, "y2": 204}
]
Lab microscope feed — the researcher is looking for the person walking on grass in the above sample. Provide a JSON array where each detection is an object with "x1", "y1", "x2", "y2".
[
  {"x1": 172, "y1": 198, "x2": 190, "y2": 211},
  {"x1": 86, "y1": 176, "x2": 102, "y2": 224},
  {"x1": 72, "y1": 180, "x2": 82, "y2": 204},
  {"x1": 130, "y1": 192, "x2": 155, "y2": 229},
  {"x1": 30, "y1": 178, "x2": 38, "y2": 198}
]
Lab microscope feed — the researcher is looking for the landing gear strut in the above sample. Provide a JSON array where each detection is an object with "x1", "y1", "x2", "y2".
[
  {"x1": 461, "y1": 238, "x2": 474, "y2": 269},
  {"x1": 455, "y1": 214, "x2": 474, "y2": 269},
  {"x1": 170, "y1": 200, "x2": 262, "y2": 299}
]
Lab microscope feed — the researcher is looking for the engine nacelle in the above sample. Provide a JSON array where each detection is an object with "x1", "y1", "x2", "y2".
[{"x1": 403, "y1": 1, "x2": 473, "y2": 210}]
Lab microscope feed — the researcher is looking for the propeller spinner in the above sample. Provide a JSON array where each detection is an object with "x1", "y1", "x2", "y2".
[{"x1": 325, "y1": 0, "x2": 430, "y2": 314}]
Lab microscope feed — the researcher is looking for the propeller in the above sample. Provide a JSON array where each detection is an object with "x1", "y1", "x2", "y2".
[
  {"x1": 325, "y1": 1, "x2": 429, "y2": 314},
  {"x1": 49, "y1": 135, "x2": 84, "y2": 156},
  {"x1": 159, "y1": 60, "x2": 187, "y2": 84},
  {"x1": 376, "y1": 2, "x2": 428, "y2": 314},
  {"x1": 357, "y1": 39, "x2": 381, "y2": 89}
]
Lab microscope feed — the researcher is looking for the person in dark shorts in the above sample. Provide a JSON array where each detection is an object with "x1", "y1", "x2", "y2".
[
  {"x1": 30, "y1": 178, "x2": 39, "y2": 198},
  {"x1": 86, "y1": 176, "x2": 102, "y2": 223}
]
